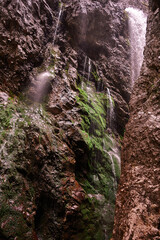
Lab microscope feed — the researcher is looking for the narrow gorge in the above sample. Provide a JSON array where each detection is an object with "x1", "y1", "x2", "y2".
[{"x1": 0, "y1": 0, "x2": 159, "y2": 240}]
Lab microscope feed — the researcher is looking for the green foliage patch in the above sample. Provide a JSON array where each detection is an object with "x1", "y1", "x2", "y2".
[{"x1": 75, "y1": 80, "x2": 120, "y2": 239}]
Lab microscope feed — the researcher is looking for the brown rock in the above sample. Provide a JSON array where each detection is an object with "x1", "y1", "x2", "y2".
[
  {"x1": 113, "y1": 1, "x2": 160, "y2": 239},
  {"x1": 47, "y1": 104, "x2": 62, "y2": 115}
]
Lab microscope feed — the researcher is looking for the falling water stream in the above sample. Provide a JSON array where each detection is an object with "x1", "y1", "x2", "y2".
[
  {"x1": 108, "y1": 153, "x2": 117, "y2": 193},
  {"x1": 33, "y1": 72, "x2": 54, "y2": 102},
  {"x1": 53, "y1": 3, "x2": 63, "y2": 45},
  {"x1": 125, "y1": 7, "x2": 147, "y2": 86},
  {"x1": 81, "y1": 56, "x2": 92, "y2": 89},
  {"x1": 83, "y1": 56, "x2": 87, "y2": 77},
  {"x1": 107, "y1": 88, "x2": 114, "y2": 129},
  {"x1": 87, "y1": 58, "x2": 92, "y2": 82}
]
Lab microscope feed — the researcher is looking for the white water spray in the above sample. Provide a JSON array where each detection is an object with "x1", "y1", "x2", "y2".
[
  {"x1": 103, "y1": 138, "x2": 120, "y2": 194},
  {"x1": 108, "y1": 153, "x2": 117, "y2": 193},
  {"x1": 125, "y1": 7, "x2": 147, "y2": 86},
  {"x1": 107, "y1": 88, "x2": 114, "y2": 129},
  {"x1": 87, "y1": 58, "x2": 92, "y2": 82},
  {"x1": 81, "y1": 57, "x2": 92, "y2": 89},
  {"x1": 53, "y1": 3, "x2": 63, "y2": 45},
  {"x1": 33, "y1": 72, "x2": 53, "y2": 102},
  {"x1": 81, "y1": 56, "x2": 87, "y2": 89},
  {"x1": 83, "y1": 56, "x2": 87, "y2": 77}
]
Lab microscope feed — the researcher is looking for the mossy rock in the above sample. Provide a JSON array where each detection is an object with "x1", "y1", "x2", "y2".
[{"x1": 75, "y1": 81, "x2": 120, "y2": 239}]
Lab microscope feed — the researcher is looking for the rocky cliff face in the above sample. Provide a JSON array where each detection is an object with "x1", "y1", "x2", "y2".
[
  {"x1": 113, "y1": 0, "x2": 160, "y2": 239},
  {"x1": 0, "y1": 0, "x2": 153, "y2": 239},
  {"x1": 0, "y1": 0, "x2": 131, "y2": 134},
  {"x1": 0, "y1": 0, "x2": 58, "y2": 93}
]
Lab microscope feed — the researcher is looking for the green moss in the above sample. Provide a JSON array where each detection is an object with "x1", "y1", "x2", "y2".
[
  {"x1": 0, "y1": 204, "x2": 14, "y2": 218},
  {"x1": 75, "y1": 80, "x2": 120, "y2": 239},
  {"x1": 112, "y1": 156, "x2": 121, "y2": 180},
  {"x1": 95, "y1": 129, "x2": 102, "y2": 137},
  {"x1": 76, "y1": 85, "x2": 107, "y2": 135},
  {"x1": 91, "y1": 136, "x2": 103, "y2": 152},
  {"x1": 0, "y1": 98, "x2": 16, "y2": 130},
  {"x1": 80, "y1": 130, "x2": 93, "y2": 150},
  {"x1": 94, "y1": 229, "x2": 104, "y2": 240},
  {"x1": 0, "y1": 94, "x2": 63, "y2": 239},
  {"x1": 81, "y1": 179, "x2": 96, "y2": 194},
  {"x1": 76, "y1": 199, "x2": 103, "y2": 240}
]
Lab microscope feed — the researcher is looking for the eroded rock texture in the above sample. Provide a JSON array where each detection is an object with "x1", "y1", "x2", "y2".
[
  {"x1": 0, "y1": 0, "x2": 60, "y2": 93},
  {"x1": 113, "y1": 1, "x2": 160, "y2": 239},
  {"x1": 0, "y1": 1, "x2": 130, "y2": 239}
]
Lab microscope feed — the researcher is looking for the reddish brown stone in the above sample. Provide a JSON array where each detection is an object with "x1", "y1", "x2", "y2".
[{"x1": 113, "y1": 1, "x2": 160, "y2": 239}]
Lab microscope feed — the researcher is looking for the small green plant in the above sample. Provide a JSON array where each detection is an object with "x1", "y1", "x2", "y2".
[
  {"x1": 124, "y1": 10, "x2": 129, "y2": 19},
  {"x1": 106, "y1": 95, "x2": 115, "y2": 108},
  {"x1": 77, "y1": 73, "x2": 84, "y2": 84},
  {"x1": 91, "y1": 71, "x2": 99, "y2": 82},
  {"x1": 126, "y1": 38, "x2": 130, "y2": 46},
  {"x1": 65, "y1": 62, "x2": 70, "y2": 75},
  {"x1": 0, "y1": 98, "x2": 16, "y2": 130}
]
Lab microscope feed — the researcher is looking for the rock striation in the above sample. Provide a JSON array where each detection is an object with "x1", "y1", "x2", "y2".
[{"x1": 112, "y1": 0, "x2": 160, "y2": 239}]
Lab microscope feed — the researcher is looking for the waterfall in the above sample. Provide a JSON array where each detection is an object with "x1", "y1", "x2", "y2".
[
  {"x1": 83, "y1": 56, "x2": 87, "y2": 77},
  {"x1": 125, "y1": 7, "x2": 147, "y2": 86},
  {"x1": 87, "y1": 58, "x2": 92, "y2": 82},
  {"x1": 81, "y1": 57, "x2": 92, "y2": 89},
  {"x1": 108, "y1": 153, "x2": 117, "y2": 193},
  {"x1": 107, "y1": 88, "x2": 114, "y2": 129},
  {"x1": 53, "y1": 3, "x2": 63, "y2": 45},
  {"x1": 33, "y1": 72, "x2": 53, "y2": 102},
  {"x1": 103, "y1": 138, "x2": 120, "y2": 195}
]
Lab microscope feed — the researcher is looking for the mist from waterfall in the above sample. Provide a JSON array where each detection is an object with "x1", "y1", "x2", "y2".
[
  {"x1": 33, "y1": 72, "x2": 53, "y2": 102},
  {"x1": 83, "y1": 56, "x2": 87, "y2": 77},
  {"x1": 125, "y1": 7, "x2": 147, "y2": 86}
]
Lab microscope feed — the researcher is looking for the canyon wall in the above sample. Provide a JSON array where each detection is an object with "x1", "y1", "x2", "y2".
[
  {"x1": 0, "y1": 1, "x2": 130, "y2": 239},
  {"x1": 0, "y1": 0, "x2": 155, "y2": 240},
  {"x1": 113, "y1": 0, "x2": 160, "y2": 239}
]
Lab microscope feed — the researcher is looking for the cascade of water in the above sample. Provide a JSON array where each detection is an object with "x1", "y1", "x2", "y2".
[
  {"x1": 108, "y1": 152, "x2": 117, "y2": 192},
  {"x1": 125, "y1": 7, "x2": 147, "y2": 86},
  {"x1": 53, "y1": 3, "x2": 63, "y2": 45},
  {"x1": 81, "y1": 56, "x2": 87, "y2": 89},
  {"x1": 87, "y1": 58, "x2": 92, "y2": 82},
  {"x1": 33, "y1": 72, "x2": 53, "y2": 102},
  {"x1": 102, "y1": 139, "x2": 118, "y2": 194},
  {"x1": 107, "y1": 88, "x2": 114, "y2": 129},
  {"x1": 83, "y1": 56, "x2": 87, "y2": 77}
]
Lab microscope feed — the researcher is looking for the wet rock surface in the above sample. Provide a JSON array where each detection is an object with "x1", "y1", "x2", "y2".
[
  {"x1": 0, "y1": 0, "x2": 156, "y2": 239},
  {"x1": 65, "y1": 0, "x2": 131, "y2": 134},
  {"x1": 0, "y1": 0, "x2": 132, "y2": 134},
  {"x1": 113, "y1": 0, "x2": 160, "y2": 239},
  {"x1": 0, "y1": 0, "x2": 58, "y2": 93}
]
